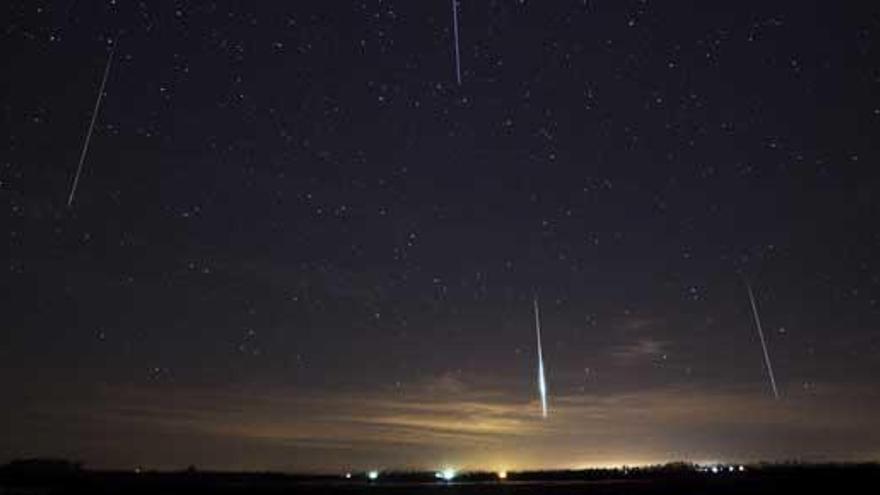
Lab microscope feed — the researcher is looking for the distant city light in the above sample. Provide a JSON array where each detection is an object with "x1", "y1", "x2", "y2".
[
  {"x1": 438, "y1": 468, "x2": 456, "y2": 481},
  {"x1": 711, "y1": 466, "x2": 720, "y2": 474},
  {"x1": 344, "y1": 472, "x2": 352, "y2": 479},
  {"x1": 367, "y1": 470, "x2": 379, "y2": 480},
  {"x1": 497, "y1": 470, "x2": 508, "y2": 480},
  {"x1": 738, "y1": 465, "x2": 746, "y2": 472}
]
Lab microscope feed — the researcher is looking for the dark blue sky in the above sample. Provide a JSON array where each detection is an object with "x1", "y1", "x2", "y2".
[{"x1": 2, "y1": 0, "x2": 879, "y2": 471}]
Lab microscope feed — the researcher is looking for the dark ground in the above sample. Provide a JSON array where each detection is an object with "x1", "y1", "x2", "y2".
[{"x1": 3, "y1": 462, "x2": 880, "y2": 494}]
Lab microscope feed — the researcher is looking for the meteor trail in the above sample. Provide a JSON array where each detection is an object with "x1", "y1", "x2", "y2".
[
  {"x1": 746, "y1": 282, "x2": 780, "y2": 399},
  {"x1": 533, "y1": 296, "x2": 548, "y2": 418},
  {"x1": 67, "y1": 45, "x2": 114, "y2": 207},
  {"x1": 451, "y1": 0, "x2": 462, "y2": 85}
]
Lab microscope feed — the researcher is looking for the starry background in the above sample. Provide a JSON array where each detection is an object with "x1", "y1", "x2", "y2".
[{"x1": 2, "y1": 0, "x2": 880, "y2": 473}]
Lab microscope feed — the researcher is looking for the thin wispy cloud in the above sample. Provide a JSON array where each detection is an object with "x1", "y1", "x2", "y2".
[{"x1": 24, "y1": 376, "x2": 875, "y2": 471}]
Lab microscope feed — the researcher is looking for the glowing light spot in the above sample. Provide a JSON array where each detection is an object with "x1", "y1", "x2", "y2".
[
  {"x1": 344, "y1": 472, "x2": 352, "y2": 479},
  {"x1": 438, "y1": 468, "x2": 456, "y2": 481},
  {"x1": 367, "y1": 470, "x2": 379, "y2": 480},
  {"x1": 497, "y1": 470, "x2": 508, "y2": 480}
]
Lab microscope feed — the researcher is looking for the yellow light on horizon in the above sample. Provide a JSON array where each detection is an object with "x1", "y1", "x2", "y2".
[
  {"x1": 439, "y1": 468, "x2": 456, "y2": 481},
  {"x1": 497, "y1": 470, "x2": 508, "y2": 480}
]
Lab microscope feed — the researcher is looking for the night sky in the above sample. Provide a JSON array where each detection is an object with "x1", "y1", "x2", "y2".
[{"x1": 3, "y1": 0, "x2": 880, "y2": 473}]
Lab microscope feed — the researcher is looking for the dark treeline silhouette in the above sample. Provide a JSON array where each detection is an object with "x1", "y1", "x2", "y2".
[{"x1": 3, "y1": 459, "x2": 880, "y2": 494}]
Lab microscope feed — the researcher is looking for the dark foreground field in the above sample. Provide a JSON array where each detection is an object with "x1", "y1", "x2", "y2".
[{"x1": 3, "y1": 463, "x2": 879, "y2": 495}]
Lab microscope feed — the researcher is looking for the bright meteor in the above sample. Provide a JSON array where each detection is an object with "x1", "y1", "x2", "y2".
[
  {"x1": 746, "y1": 282, "x2": 780, "y2": 400},
  {"x1": 67, "y1": 45, "x2": 115, "y2": 207},
  {"x1": 451, "y1": 0, "x2": 462, "y2": 85},
  {"x1": 533, "y1": 296, "x2": 548, "y2": 418}
]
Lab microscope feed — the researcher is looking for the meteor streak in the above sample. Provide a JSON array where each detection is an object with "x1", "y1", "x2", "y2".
[
  {"x1": 533, "y1": 296, "x2": 548, "y2": 418},
  {"x1": 67, "y1": 45, "x2": 114, "y2": 207},
  {"x1": 746, "y1": 282, "x2": 780, "y2": 399},
  {"x1": 451, "y1": 0, "x2": 462, "y2": 85}
]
